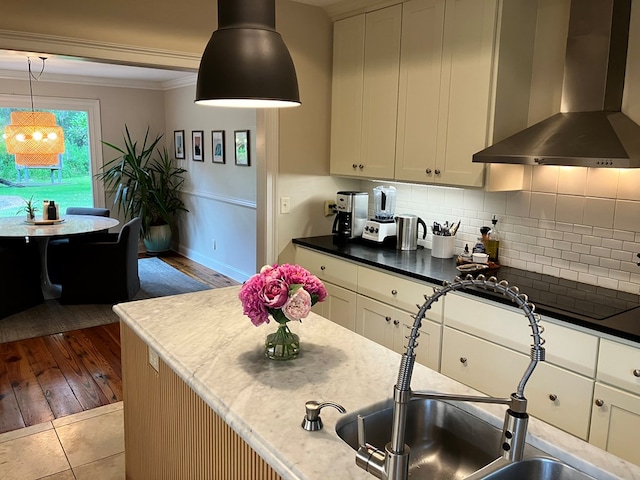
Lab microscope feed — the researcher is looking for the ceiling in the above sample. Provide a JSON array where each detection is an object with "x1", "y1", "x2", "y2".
[{"x1": 0, "y1": 0, "x2": 340, "y2": 85}]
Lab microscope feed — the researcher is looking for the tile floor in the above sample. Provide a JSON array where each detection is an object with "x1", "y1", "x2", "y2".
[{"x1": 0, "y1": 402, "x2": 124, "y2": 480}]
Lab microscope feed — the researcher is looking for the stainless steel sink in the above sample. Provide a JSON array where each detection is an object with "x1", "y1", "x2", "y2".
[
  {"x1": 478, "y1": 457, "x2": 595, "y2": 480},
  {"x1": 336, "y1": 398, "x2": 594, "y2": 480},
  {"x1": 336, "y1": 397, "x2": 508, "y2": 479}
]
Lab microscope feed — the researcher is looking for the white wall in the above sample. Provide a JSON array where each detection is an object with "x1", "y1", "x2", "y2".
[{"x1": 164, "y1": 84, "x2": 257, "y2": 281}]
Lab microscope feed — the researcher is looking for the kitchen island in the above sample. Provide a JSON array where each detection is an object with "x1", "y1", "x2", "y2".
[{"x1": 114, "y1": 286, "x2": 640, "y2": 479}]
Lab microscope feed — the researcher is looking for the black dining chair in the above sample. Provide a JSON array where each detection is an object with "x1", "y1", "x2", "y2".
[
  {"x1": 48, "y1": 207, "x2": 111, "y2": 284},
  {"x1": 0, "y1": 238, "x2": 44, "y2": 318},
  {"x1": 60, "y1": 217, "x2": 141, "y2": 304}
]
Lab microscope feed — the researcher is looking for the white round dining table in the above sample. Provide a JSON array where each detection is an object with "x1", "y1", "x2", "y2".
[{"x1": 0, "y1": 215, "x2": 120, "y2": 299}]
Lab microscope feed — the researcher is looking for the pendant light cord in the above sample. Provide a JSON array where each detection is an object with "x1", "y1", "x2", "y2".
[{"x1": 26, "y1": 56, "x2": 47, "y2": 112}]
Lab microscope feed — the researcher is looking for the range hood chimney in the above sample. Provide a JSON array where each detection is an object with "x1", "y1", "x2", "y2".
[{"x1": 473, "y1": 0, "x2": 640, "y2": 168}]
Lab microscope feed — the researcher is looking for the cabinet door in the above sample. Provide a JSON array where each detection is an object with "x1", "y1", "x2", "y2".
[
  {"x1": 356, "y1": 295, "x2": 404, "y2": 350},
  {"x1": 395, "y1": 317, "x2": 442, "y2": 372},
  {"x1": 359, "y1": 4, "x2": 401, "y2": 180},
  {"x1": 330, "y1": 14, "x2": 365, "y2": 177},
  {"x1": 435, "y1": 0, "x2": 496, "y2": 187},
  {"x1": 590, "y1": 383, "x2": 640, "y2": 466},
  {"x1": 314, "y1": 282, "x2": 357, "y2": 332},
  {"x1": 597, "y1": 339, "x2": 640, "y2": 396},
  {"x1": 395, "y1": 0, "x2": 445, "y2": 182}
]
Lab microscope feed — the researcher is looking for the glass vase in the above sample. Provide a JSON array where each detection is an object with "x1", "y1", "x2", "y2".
[{"x1": 264, "y1": 323, "x2": 300, "y2": 360}]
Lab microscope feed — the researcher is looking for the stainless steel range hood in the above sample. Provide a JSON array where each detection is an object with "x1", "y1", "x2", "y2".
[{"x1": 473, "y1": 0, "x2": 640, "y2": 168}]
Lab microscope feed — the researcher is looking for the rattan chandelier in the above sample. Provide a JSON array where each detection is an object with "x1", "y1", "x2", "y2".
[{"x1": 3, "y1": 57, "x2": 65, "y2": 166}]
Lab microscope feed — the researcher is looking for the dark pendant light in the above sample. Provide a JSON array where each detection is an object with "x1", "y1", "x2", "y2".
[{"x1": 195, "y1": 0, "x2": 300, "y2": 108}]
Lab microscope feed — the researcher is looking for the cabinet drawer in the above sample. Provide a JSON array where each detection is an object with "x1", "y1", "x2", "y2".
[
  {"x1": 442, "y1": 327, "x2": 593, "y2": 439},
  {"x1": 357, "y1": 266, "x2": 442, "y2": 321},
  {"x1": 295, "y1": 247, "x2": 358, "y2": 292},
  {"x1": 445, "y1": 293, "x2": 598, "y2": 377},
  {"x1": 597, "y1": 339, "x2": 640, "y2": 395}
]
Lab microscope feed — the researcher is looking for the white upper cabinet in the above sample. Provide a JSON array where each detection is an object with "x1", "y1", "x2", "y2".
[{"x1": 331, "y1": 0, "x2": 537, "y2": 189}]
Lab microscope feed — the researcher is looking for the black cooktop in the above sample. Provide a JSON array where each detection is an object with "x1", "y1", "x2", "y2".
[{"x1": 293, "y1": 236, "x2": 640, "y2": 342}]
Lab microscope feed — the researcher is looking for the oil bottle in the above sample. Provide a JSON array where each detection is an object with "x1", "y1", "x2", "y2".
[{"x1": 485, "y1": 215, "x2": 500, "y2": 263}]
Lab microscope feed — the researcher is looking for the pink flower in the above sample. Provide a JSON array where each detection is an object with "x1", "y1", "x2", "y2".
[
  {"x1": 260, "y1": 279, "x2": 289, "y2": 309},
  {"x1": 283, "y1": 288, "x2": 312, "y2": 321},
  {"x1": 239, "y1": 264, "x2": 327, "y2": 327}
]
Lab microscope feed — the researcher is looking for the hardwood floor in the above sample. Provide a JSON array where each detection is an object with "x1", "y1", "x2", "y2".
[{"x1": 0, "y1": 254, "x2": 238, "y2": 434}]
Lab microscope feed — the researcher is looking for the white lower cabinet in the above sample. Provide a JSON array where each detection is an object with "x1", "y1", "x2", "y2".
[
  {"x1": 356, "y1": 295, "x2": 442, "y2": 371},
  {"x1": 295, "y1": 246, "x2": 640, "y2": 461},
  {"x1": 442, "y1": 327, "x2": 593, "y2": 439},
  {"x1": 589, "y1": 383, "x2": 640, "y2": 466},
  {"x1": 313, "y1": 282, "x2": 357, "y2": 332}
]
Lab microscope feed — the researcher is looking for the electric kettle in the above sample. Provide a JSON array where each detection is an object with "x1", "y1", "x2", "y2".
[{"x1": 395, "y1": 214, "x2": 427, "y2": 251}]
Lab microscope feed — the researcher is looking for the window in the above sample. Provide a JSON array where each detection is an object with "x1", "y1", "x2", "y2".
[{"x1": 0, "y1": 96, "x2": 104, "y2": 218}]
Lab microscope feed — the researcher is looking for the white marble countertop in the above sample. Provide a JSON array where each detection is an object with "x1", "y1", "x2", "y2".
[{"x1": 114, "y1": 286, "x2": 640, "y2": 480}]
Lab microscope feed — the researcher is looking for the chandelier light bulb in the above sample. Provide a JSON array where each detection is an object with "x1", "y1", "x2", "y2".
[
  {"x1": 16, "y1": 133, "x2": 26, "y2": 142},
  {"x1": 33, "y1": 131, "x2": 43, "y2": 141},
  {"x1": 47, "y1": 132, "x2": 57, "y2": 140}
]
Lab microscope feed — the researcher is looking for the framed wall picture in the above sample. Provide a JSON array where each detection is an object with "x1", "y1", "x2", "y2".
[
  {"x1": 192, "y1": 130, "x2": 204, "y2": 161},
  {"x1": 174, "y1": 130, "x2": 185, "y2": 160},
  {"x1": 212, "y1": 130, "x2": 225, "y2": 164},
  {"x1": 234, "y1": 130, "x2": 250, "y2": 166}
]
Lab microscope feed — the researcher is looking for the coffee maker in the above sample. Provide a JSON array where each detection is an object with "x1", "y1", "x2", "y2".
[{"x1": 332, "y1": 191, "x2": 368, "y2": 243}]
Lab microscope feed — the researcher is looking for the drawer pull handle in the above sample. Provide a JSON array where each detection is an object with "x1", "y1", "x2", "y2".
[
  {"x1": 393, "y1": 320, "x2": 400, "y2": 326},
  {"x1": 633, "y1": 369, "x2": 640, "y2": 378},
  {"x1": 320, "y1": 265, "x2": 326, "y2": 271},
  {"x1": 548, "y1": 394, "x2": 558, "y2": 402},
  {"x1": 385, "y1": 316, "x2": 392, "y2": 323},
  {"x1": 391, "y1": 289, "x2": 398, "y2": 296},
  {"x1": 459, "y1": 357, "x2": 467, "y2": 364},
  {"x1": 595, "y1": 399, "x2": 604, "y2": 407}
]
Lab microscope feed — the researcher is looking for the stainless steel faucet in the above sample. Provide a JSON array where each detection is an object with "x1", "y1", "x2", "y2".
[{"x1": 355, "y1": 275, "x2": 546, "y2": 480}]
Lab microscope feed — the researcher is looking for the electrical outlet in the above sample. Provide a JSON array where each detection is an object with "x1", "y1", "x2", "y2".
[
  {"x1": 148, "y1": 347, "x2": 159, "y2": 372},
  {"x1": 324, "y1": 200, "x2": 336, "y2": 217},
  {"x1": 280, "y1": 196, "x2": 291, "y2": 214}
]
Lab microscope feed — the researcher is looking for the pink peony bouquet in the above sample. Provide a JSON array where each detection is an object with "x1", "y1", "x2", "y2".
[{"x1": 239, "y1": 264, "x2": 328, "y2": 326}]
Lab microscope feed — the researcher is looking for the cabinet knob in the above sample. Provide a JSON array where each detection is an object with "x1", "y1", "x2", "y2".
[
  {"x1": 393, "y1": 320, "x2": 400, "y2": 326},
  {"x1": 385, "y1": 316, "x2": 392, "y2": 323},
  {"x1": 352, "y1": 163, "x2": 358, "y2": 169},
  {"x1": 435, "y1": 169, "x2": 441, "y2": 175},
  {"x1": 633, "y1": 369, "x2": 640, "y2": 378},
  {"x1": 425, "y1": 168, "x2": 432, "y2": 175},
  {"x1": 391, "y1": 289, "x2": 398, "y2": 296},
  {"x1": 320, "y1": 265, "x2": 326, "y2": 271},
  {"x1": 358, "y1": 164, "x2": 364, "y2": 170},
  {"x1": 459, "y1": 357, "x2": 467, "y2": 364},
  {"x1": 595, "y1": 399, "x2": 605, "y2": 407},
  {"x1": 548, "y1": 394, "x2": 558, "y2": 402}
]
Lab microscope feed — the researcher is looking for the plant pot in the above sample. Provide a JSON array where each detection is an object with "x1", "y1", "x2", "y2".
[{"x1": 143, "y1": 224, "x2": 172, "y2": 254}]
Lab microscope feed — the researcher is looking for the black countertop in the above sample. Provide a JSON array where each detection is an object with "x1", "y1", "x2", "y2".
[{"x1": 293, "y1": 236, "x2": 640, "y2": 343}]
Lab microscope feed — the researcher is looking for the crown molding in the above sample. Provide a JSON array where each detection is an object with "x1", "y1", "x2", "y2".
[{"x1": 0, "y1": 29, "x2": 201, "y2": 70}]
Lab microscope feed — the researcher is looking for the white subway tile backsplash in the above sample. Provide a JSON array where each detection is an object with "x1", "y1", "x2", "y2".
[
  {"x1": 561, "y1": 251, "x2": 581, "y2": 262},
  {"x1": 573, "y1": 225, "x2": 593, "y2": 235},
  {"x1": 614, "y1": 200, "x2": 640, "y2": 232},
  {"x1": 583, "y1": 197, "x2": 615, "y2": 228},
  {"x1": 586, "y1": 168, "x2": 619, "y2": 198},
  {"x1": 369, "y1": 180, "x2": 640, "y2": 295},
  {"x1": 530, "y1": 193, "x2": 556, "y2": 220}
]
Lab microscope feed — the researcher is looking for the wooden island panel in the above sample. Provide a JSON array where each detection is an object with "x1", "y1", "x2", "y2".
[{"x1": 121, "y1": 323, "x2": 281, "y2": 480}]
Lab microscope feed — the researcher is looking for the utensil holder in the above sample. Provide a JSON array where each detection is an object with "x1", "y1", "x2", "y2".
[{"x1": 431, "y1": 235, "x2": 455, "y2": 258}]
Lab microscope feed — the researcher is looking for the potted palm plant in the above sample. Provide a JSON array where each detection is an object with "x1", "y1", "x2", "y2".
[{"x1": 97, "y1": 126, "x2": 188, "y2": 253}]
